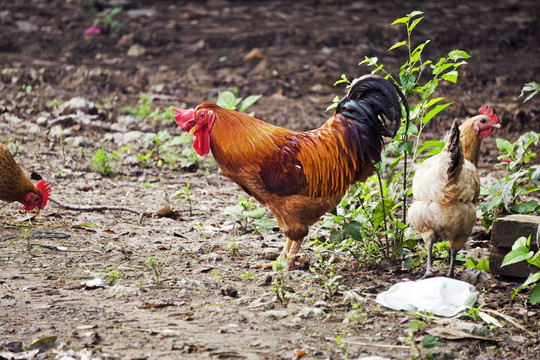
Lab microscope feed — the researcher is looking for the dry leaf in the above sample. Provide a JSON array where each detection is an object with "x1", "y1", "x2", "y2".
[{"x1": 243, "y1": 48, "x2": 263, "y2": 61}]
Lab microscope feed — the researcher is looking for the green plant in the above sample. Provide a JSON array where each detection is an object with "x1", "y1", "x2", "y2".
[
  {"x1": 210, "y1": 269, "x2": 223, "y2": 282},
  {"x1": 89, "y1": 145, "x2": 130, "y2": 176},
  {"x1": 93, "y1": 7, "x2": 123, "y2": 32},
  {"x1": 242, "y1": 272, "x2": 257, "y2": 280},
  {"x1": 145, "y1": 256, "x2": 163, "y2": 283},
  {"x1": 123, "y1": 93, "x2": 178, "y2": 126},
  {"x1": 460, "y1": 291, "x2": 486, "y2": 322},
  {"x1": 501, "y1": 234, "x2": 540, "y2": 305},
  {"x1": 464, "y1": 257, "x2": 489, "y2": 272},
  {"x1": 309, "y1": 244, "x2": 342, "y2": 301},
  {"x1": 520, "y1": 81, "x2": 539, "y2": 103},
  {"x1": 271, "y1": 259, "x2": 291, "y2": 303},
  {"x1": 224, "y1": 195, "x2": 277, "y2": 234},
  {"x1": 216, "y1": 88, "x2": 260, "y2": 115},
  {"x1": 226, "y1": 237, "x2": 241, "y2": 256},
  {"x1": 325, "y1": 11, "x2": 469, "y2": 268},
  {"x1": 404, "y1": 320, "x2": 444, "y2": 359},
  {"x1": 478, "y1": 131, "x2": 540, "y2": 228},
  {"x1": 106, "y1": 266, "x2": 120, "y2": 285},
  {"x1": 172, "y1": 182, "x2": 193, "y2": 216}
]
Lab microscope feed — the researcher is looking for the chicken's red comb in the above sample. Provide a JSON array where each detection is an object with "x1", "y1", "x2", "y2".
[
  {"x1": 479, "y1": 105, "x2": 499, "y2": 123},
  {"x1": 37, "y1": 180, "x2": 51, "y2": 209}
]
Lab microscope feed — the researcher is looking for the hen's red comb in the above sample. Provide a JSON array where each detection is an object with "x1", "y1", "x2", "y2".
[
  {"x1": 479, "y1": 105, "x2": 499, "y2": 123},
  {"x1": 37, "y1": 181, "x2": 51, "y2": 209}
]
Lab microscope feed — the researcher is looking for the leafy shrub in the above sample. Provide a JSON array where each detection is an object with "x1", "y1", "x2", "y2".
[{"x1": 321, "y1": 11, "x2": 470, "y2": 267}]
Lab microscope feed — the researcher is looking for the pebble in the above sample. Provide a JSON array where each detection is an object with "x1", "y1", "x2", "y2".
[
  {"x1": 57, "y1": 97, "x2": 96, "y2": 115},
  {"x1": 297, "y1": 306, "x2": 325, "y2": 319},
  {"x1": 127, "y1": 44, "x2": 146, "y2": 57},
  {"x1": 262, "y1": 248, "x2": 279, "y2": 260},
  {"x1": 220, "y1": 285, "x2": 238, "y2": 298},
  {"x1": 262, "y1": 309, "x2": 289, "y2": 320}
]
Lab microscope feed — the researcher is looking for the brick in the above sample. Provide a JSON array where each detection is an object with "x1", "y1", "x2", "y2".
[{"x1": 489, "y1": 214, "x2": 540, "y2": 278}]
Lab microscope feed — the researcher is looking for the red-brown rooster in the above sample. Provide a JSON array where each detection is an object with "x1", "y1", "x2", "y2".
[
  {"x1": 0, "y1": 142, "x2": 51, "y2": 214},
  {"x1": 174, "y1": 75, "x2": 408, "y2": 269},
  {"x1": 408, "y1": 105, "x2": 500, "y2": 278}
]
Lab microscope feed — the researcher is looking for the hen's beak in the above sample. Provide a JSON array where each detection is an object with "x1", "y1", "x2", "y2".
[
  {"x1": 493, "y1": 123, "x2": 501, "y2": 129},
  {"x1": 189, "y1": 125, "x2": 198, "y2": 135},
  {"x1": 34, "y1": 207, "x2": 40, "y2": 215}
]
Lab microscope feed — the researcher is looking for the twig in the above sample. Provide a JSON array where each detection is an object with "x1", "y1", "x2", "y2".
[
  {"x1": 339, "y1": 339, "x2": 409, "y2": 349},
  {"x1": 49, "y1": 197, "x2": 146, "y2": 223}
]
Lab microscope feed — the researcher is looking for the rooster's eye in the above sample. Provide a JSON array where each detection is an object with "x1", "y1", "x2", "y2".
[{"x1": 199, "y1": 111, "x2": 205, "y2": 118}]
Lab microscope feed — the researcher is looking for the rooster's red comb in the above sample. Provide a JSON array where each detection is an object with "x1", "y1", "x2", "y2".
[
  {"x1": 37, "y1": 180, "x2": 51, "y2": 209},
  {"x1": 479, "y1": 105, "x2": 499, "y2": 123}
]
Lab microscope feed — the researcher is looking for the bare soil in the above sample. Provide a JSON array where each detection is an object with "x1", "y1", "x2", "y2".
[{"x1": 1, "y1": 1, "x2": 539, "y2": 359}]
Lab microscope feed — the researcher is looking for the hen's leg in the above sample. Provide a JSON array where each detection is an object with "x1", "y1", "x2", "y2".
[
  {"x1": 280, "y1": 238, "x2": 293, "y2": 259},
  {"x1": 422, "y1": 237, "x2": 436, "y2": 278},
  {"x1": 447, "y1": 248, "x2": 457, "y2": 278}
]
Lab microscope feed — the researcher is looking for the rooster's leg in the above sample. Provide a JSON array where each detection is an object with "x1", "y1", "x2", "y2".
[
  {"x1": 285, "y1": 239, "x2": 303, "y2": 271},
  {"x1": 422, "y1": 237, "x2": 436, "y2": 279},
  {"x1": 447, "y1": 248, "x2": 457, "y2": 278}
]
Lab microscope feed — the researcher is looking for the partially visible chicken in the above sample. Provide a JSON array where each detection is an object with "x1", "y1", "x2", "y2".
[
  {"x1": 174, "y1": 75, "x2": 409, "y2": 270},
  {"x1": 0, "y1": 142, "x2": 51, "y2": 214},
  {"x1": 408, "y1": 105, "x2": 500, "y2": 278}
]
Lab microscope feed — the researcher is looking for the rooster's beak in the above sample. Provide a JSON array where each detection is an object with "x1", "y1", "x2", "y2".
[{"x1": 189, "y1": 125, "x2": 198, "y2": 136}]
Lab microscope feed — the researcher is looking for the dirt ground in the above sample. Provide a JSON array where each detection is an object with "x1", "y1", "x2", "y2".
[{"x1": 1, "y1": 0, "x2": 539, "y2": 359}]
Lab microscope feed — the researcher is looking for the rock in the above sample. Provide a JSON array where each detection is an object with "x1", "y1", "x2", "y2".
[
  {"x1": 5, "y1": 340, "x2": 23, "y2": 352},
  {"x1": 449, "y1": 320, "x2": 490, "y2": 337},
  {"x1": 461, "y1": 268, "x2": 491, "y2": 285},
  {"x1": 104, "y1": 130, "x2": 146, "y2": 146},
  {"x1": 262, "y1": 247, "x2": 279, "y2": 260},
  {"x1": 64, "y1": 136, "x2": 95, "y2": 148},
  {"x1": 57, "y1": 97, "x2": 96, "y2": 116},
  {"x1": 36, "y1": 115, "x2": 49, "y2": 126},
  {"x1": 220, "y1": 285, "x2": 238, "y2": 298},
  {"x1": 105, "y1": 284, "x2": 141, "y2": 298},
  {"x1": 127, "y1": 44, "x2": 146, "y2": 57},
  {"x1": 248, "y1": 298, "x2": 274, "y2": 310},
  {"x1": 313, "y1": 300, "x2": 330, "y2": 310},
  {"x1": 297, "y1": 306, "x2": 326, "y2": 319},
  {"x1": 16, "y1": 20, "x2": 38, "y2": 32},
  {"x1": 49, "y1": 125, "x2": 73, "y2": 138},
  {"x1": 177, "y1": 278, "x2": 210, "y2": 290},
  {"x1": 262, "y1": 309, "x2": 289, "y2": 320}
]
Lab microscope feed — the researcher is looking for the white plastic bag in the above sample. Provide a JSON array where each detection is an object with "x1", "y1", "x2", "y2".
[{"x1": 376, "y1": 277, "x2": 475, "y2": 317}]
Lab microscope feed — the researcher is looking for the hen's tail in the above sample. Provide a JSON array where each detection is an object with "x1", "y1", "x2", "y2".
[
  {"x1": 445, "y1": 120, "x2": 464, "y2": 183},
  {"x1": 336, "y1": 74, "x2": 409, "y2": 163}
]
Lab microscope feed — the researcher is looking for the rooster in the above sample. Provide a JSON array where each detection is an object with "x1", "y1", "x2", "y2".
[
  {"x1": 408, "y1": 105, "x2": 500, "y2": 278},
  {"x1": 0, "y1": 142, "x2": 51, "y2": 214},
  {"x1": 174, "y1": 75, "x2": 409, "y2": 269}
]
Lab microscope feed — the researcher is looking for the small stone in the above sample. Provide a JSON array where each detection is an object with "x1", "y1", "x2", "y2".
[
  {"x1": 220, "y1": 285, "x2": 238, "y2": 298},
  {"x1": 57, "y1": 97, "x2": 96, "y2": 116},
  {"x1": 262, "y1": 309, "x2": 289, "y2": 320},
  {"x1": 64, "y1": 136, "x2": 94, "y2": 148},
  {"x1": 298, "y1": 306, "x2": 325, "y2": 319},
  {"x1": 5, "y1": 340, "x2": 23, "y2": 352},
  {"x1": 127, "y1": 44, "x2": 146, "y2": 57},
  {"x1": 262, "y1": 248, "x2": 279, "y2": 260}
]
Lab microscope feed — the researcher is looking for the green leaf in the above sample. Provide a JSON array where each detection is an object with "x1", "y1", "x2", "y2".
[
  {"x1": 422, "y1": 103, "x2": 452, "y2": 124},
  {"x1": 408, "y1": 320, "x2": 424, "y2": 331},
  {"x1": 496, "y1": 138, "x2": 513, "y2": 154},
  {"x1": 441, "y1": 71, "x2": 458, "y2": 83},
  {"x1": 343, "y1": 220, "x2": 363, "y2": 241},
  {"x1": 448, "y1": 50, "x2": 471, "y2": 61},
  {"x1": 522, "y1": 271, "x2": 540, "y2": 287},
  {"x1": 243, "y1": 207, "x2": 266, "y2": 219},
  {"x1": 391, "y1": 16, "x2": 410, "y2": 25},
  {"x1": 502, "y1": 246, "x2": 533, "y2": 267},
  {"x1": 530, "y1": 284, "x2": 540, "y2": 305},
  {"x1": 422, "y1": 335, "x2": 445, "y2": 349},
  {"x1": 254, "y1": 216, "x2": 278, "y2": 229},
  {"x1": 408, "y1": 10, "x2": 424, "y2": 18},
  {"x1": 216, "y1": 91, "x2": 240, "y2": 109},
  {"x1": 424, "y1": 97, "x2": 445, "y2": 109},
  {"x1": 465, "y1": 291, "x2": 479, "y2": 307},
  {"x1": 400, "y1": 73, "x2": 417, "y2": 90},
  {"x1": 239, "y1": 95, "x2": 261, "y2": 112},
  {"x1": 223, "y1": 205, "x2": 244, "y2": 215},
  {"x1": 388, "y1": 41, "x2": 407, "y2": 51},
  {"x1": 408, "y1": 16, "x2": 424, "y2": 32},
  {"x1": 512, "y1": 200, "x2": 539, "y2": 214}
]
